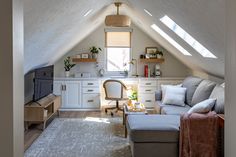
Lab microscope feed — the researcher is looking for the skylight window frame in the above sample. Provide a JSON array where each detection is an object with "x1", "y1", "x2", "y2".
[
  {"x1": 144, "y1": 9, "x2": 153, "y2": 17},
  {"x1": 151, "y1": 24, "x2": 192, "y2": 56},
  {"x1": 160, "y1": 15, "x2": 217, "y2": 59},
  {"x1": 83, "y1": 9, "x2": 93, "y2": 17}
]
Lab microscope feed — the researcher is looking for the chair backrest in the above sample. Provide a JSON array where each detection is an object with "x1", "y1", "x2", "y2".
[{"x1": 103, "y1": 80, "x2": 127, "y2": 100}]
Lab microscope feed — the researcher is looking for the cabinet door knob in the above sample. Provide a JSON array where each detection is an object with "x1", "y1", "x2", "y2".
[
  {"x1": 145, "y1": 89, "x2": 151, "y2": 92},
  {"x1": 88, "y1": 83, "x2": 94, "y2": 85},
  {"x1": 145, "y1": 100, "x2": 151, "y2": 102},
  {"x1": 88, "y1": 90, "x2": 94, "y2": 92},
  {"x1": 145, "y1": 83, "x2": 151, "y2": 85},
  {"x1": 88, "y1": 100, "x2": 94, "y2": 102}
]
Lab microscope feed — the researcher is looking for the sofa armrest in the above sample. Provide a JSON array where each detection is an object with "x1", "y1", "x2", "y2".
[{"x1": 155, "y1": 89, "x2": 162, "y2": 101}]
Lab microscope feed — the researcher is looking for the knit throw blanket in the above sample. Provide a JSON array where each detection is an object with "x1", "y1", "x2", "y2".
[{"x1": 179, "y1": 112, "x2": 219, "y2": 157}]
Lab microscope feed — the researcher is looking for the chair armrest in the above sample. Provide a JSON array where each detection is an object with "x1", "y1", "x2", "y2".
[{"x1": 155, "y1": 89, "x2": 162, "y2": 101}]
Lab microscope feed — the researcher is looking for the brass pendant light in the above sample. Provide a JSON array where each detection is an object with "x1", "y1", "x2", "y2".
[{"x1": 105, "y1": 2, "x2": 131, "y2": 27}]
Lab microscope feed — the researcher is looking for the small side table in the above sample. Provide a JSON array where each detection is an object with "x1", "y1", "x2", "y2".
[{"x1": 123, "y1": 104, "x2": 148, "y2": 138}]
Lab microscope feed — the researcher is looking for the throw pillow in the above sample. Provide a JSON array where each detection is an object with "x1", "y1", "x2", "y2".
[
  {"x1": 161, "y1": 84, "x2": 182, "y2": 101},
  {"x1": 162, "y1": 86, "x2": 187, "y2": 106},
  {"x1": 187, "y1": 98, "x2": 216, "y2": 114}
]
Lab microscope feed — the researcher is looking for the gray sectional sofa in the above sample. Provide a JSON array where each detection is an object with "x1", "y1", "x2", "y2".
[{"x1": 126, "y1": 76, "x2": 224, "y2": 157}]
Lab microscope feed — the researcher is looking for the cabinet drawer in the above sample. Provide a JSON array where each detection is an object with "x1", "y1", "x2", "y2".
[
  {"x1": 82, "y1": 94, "x2": 100, "y2": 109},
  {"x1": 139, "y1": 87, "x2": 157, "y2": 94},
  {"x1": 82, "y1": 87, "x2": 100, "y2": 93},
  {"x1": 157, "y1": 79, "x2": 183, "y2": 89},
  {"x1": 138, "y1": 94, "x2": 155, "y2": 108},
  {"x1": 139, "y1": 80, "x2": 157, "y2": 87},
  {"x1": 82, "y1": 81, "x2": 99, "y2": 87}
]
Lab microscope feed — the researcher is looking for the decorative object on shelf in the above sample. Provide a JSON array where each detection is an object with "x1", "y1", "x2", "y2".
[
  {"x1": 140, "y1": 54, "x2": 145, "y2": 59},
  {"x1": 146, "y1": 47, "x2": 158, "y2": 54},
  {"x1": 105, "y1": 2, "x2": 131, "y2": 27},
  {"x1": 157, "y1": 50, "x2": 164, "y2": 59},
  {"x1": 81, "y1": 53, "x2": 89, "y2": 59},
  {"x1": 90, "y1": 46, "x2": 102, "y2": 59},
  {"x1": 76, "y1": 54, "x2": 81, "y2": 58},
  {"x1": 64, "y1": 57, "x2": 75, "y2": 77},
  {"x1": 144, "y1": 65, "x2": 148, "y2": 77}
]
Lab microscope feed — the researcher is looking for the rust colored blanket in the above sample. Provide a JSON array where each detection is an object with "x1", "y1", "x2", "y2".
[{"x1": 179, "y1": 112, "x2": 219, "y2": 157}]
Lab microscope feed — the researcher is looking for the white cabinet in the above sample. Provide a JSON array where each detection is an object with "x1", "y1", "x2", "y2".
[
  {"x1": 157, "y1": 79, "x2": 184, "y2": 89},
  {"x1": 53, "y1": 80, "x2": 81, "y2": 109},
  {"x1": 138, "y1": 80, "x2": 157, "y2": 108},
  {"x1": 82, "y1": 80, "x2": 100, "y2": 109},
  {"x1": 63, "y1": 81, "x2": 81, "y2": 108}
]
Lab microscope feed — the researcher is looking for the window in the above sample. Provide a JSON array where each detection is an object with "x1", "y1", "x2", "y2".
[
  {"x1": 160, "y1": 15, "x2": 217, "y2": 58},
  {"x1": 105, "y1": 31, "x2": 131, "y2": 72},
  {"x1": 151, "y1": 24, "x2": 192, "y2": 56}
]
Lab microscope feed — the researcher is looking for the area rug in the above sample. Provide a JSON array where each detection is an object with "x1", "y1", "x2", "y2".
[{"x1": 25, "y1": 117, "x2": 131, "y2": 157}]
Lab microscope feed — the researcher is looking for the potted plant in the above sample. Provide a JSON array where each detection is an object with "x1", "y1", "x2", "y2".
[
  {"x1": 90, "y1": 46, "x2": 102, "y2": 59},
  {"x1": 128, "y1": 90, "x2": 138, "y2": 104},
  {"x1": 64, "y1": 57, "x2": 76, "y2": 77},
  {"x1": 156, "y1": 50, "x2": 163, "y2": 59}
]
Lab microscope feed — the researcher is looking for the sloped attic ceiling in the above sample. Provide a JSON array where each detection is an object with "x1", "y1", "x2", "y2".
[{"x1": 24, "y1": 0, "x2": 225, "y2": 78}]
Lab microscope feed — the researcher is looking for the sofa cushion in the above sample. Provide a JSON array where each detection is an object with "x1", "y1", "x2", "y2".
[
  {"x1": 209, "y1": 85, "x2": 225, "y2": 114},
  {"x1": 182, "y1": 76, "x2": 203, "y2": 106},
  {"x1": 127, "y1": 115, "x2": 180, "y2": 143},
  {"x1": 191, "y1": 80, "x2": 216, "y2": 105},
  {"x1": 161, "y1": 104, "x2": 191, "y2": 115}
]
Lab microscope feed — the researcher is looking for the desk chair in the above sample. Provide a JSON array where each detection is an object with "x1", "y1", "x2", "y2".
[{"x1": 103, "y1": 80, "x2": 128, "y2": 116}]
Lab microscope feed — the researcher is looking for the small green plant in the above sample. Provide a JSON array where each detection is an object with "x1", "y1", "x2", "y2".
[
  {"x1": 90, "y1": 46, "x2": 102, "y2": 54},
  {"x1": 128, "y1": 90, "x2": 138, "y2": 101},
  {"x1": 64, "y1": 57, "x2": 75, "y2": 71},
  {"x1": 156, "y1": 50, "x2": 163, "y2": 56}
]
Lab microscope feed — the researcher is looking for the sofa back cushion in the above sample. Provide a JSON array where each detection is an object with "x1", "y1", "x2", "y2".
[
  {"x1": 191, "y1": 80, "x2": 216, "y2": 106},
  {"x1": 182, "y1": 76, "x2": 203, "y2": 106},
  {"x1": 209, "y1": 85, "x2": 225, "y2": 114}
]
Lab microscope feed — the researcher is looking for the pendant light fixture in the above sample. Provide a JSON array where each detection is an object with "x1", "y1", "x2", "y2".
[{"x1": 105, "y1": 2, "x2": 131, "y2": 27}]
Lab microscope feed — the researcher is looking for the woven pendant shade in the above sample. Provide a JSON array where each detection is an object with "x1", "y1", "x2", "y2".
[{"x1": 105, "y1": 2, "x2": 131, "y2": 27}]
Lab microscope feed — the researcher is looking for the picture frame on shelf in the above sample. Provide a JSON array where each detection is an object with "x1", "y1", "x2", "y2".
[
  {"x1": 81, "y1": 53, "x2": 89, "y2": 59},
  {"x1": 146, "y1": 47, "x2": 158, "y2": 54}
]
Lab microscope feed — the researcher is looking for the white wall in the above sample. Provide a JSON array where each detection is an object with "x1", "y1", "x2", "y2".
[
  {"x1": 191, "y1": 70, "x2": 224, "y2": 83},
  {"x1": 225, "y1": 0, "x2": 236, "y2": 156},
  {"x1": 0, "y1": 0, "x2": 24, "y2": 156},
  {"x1": 54, "y1": 24, "x2": 191, "y2": 77}
]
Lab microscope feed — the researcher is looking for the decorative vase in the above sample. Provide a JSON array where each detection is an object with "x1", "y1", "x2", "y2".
[
  {"x1": 65, "y1": 71, "x2": 70, "y2": 77},
  {"x1": 92, "y1": 53, "x2": 98, "y2": 59}
]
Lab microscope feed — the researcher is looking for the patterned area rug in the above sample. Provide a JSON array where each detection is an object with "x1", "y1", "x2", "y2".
[{"x1": 25, "y1": 117, "x2": 131, "y2": 157}]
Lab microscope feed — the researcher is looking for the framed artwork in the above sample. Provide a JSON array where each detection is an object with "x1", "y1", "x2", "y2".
[
  {"x1": 146, "y1": 47, "x2": 158, "y2": 54},
  {"x1": 81, "y1": 53, "x2": 89, "y2": 59}
]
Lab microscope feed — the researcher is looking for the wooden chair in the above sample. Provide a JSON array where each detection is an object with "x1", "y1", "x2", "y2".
[{"x1": 103, "y1": 80, "x2": 128, "y2": 116}]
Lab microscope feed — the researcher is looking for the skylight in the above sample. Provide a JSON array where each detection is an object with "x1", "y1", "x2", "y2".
[
  {"x1": 144, "y1": 9, "x2": 153, "y2": 17},
  {"x1": 83, "y1": 9, "x2": 93, "y2": 17},
  {"x1": 160, "y1": 15, "x2": 217, "y2": 58},
  {"x1": 151, "y1": 24, "x2": 192, "y2": 56}
]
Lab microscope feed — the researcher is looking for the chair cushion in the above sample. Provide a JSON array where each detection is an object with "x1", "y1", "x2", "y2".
[
  {"x1": 127, "y1": 115, "x2": 180, "y2": 143},
  {"x1": 191, "y1": 80, "x2": 216, "y2": 106},
  {"x1": 209, "y1": 85, "x2": 225, "y2": 114},
  {"x1": 182, "y1": 76, "x2": 203, "y2": 106}
]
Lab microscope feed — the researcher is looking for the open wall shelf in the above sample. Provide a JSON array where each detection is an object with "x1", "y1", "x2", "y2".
[
  {"x1": 72, "y1": 58, "x2": 97, "y2": 63},
  {"x1": 140, "y1": 58, "x2": 165, "y2": 63}
]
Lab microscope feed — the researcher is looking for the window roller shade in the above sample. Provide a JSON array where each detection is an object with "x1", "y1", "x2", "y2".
[{"x1": 106, "y1": 32, "x2": 131, "y2": 47}]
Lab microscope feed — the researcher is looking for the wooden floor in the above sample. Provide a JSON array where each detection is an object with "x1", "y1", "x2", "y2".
[{"x1": 24, "y1": 111, "x2": 105, "y2": 151}]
